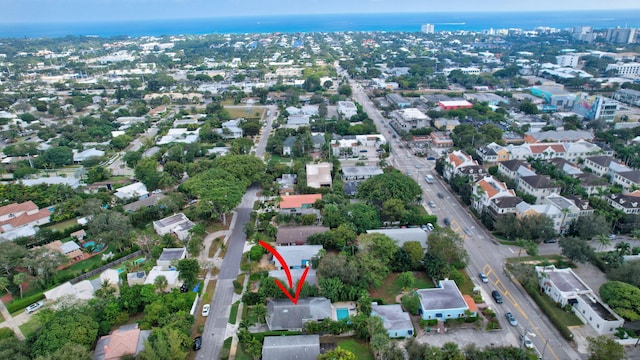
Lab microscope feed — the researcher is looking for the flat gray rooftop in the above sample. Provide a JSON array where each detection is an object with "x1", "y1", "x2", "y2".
[
  {"x1": 416, "y1": 280, "x2": 467, "y2": 311},
  {"x1": 548, "y1": 270, "x2": 589, "y2": 292}
]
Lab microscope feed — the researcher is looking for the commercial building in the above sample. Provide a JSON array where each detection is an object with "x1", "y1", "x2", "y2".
[
  {"x1": 606, "y1": 62, "x2": 640, "y2": 77},
  {"x1": 437, "y1": 100, "x2": 473, "y2": 110},
  {"x1": 613, "y1": 88, "x2": 640, "y2": 106},
  {"x1": 337, "y1": 101, "x2": 358, "y2": 119},
  {"x1": 556, "y1": 54, "x2": 580, "y2": 68},
  {"x1": 530, "y1": 86, "x2": 575, "y2": 111},
  {"x1": 391, "y1": 108, "x2": 430, "y2": 130},
  {"x1": 573, "y1": 94, "x2": 617, "y2": 122},
  {"x1": 386, "y1": 93, "x2": 412, "y2": 108},
  {"x1": 536, "y1": 266, "x2": 623, "y2": 335}
]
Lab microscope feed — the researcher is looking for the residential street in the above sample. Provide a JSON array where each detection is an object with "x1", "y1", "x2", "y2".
[
  {"x1": 197, "y1": 105, "x2": 276, "y2": 359},
  {"x1": 348, "y1": 73, "x2": 583, "y2": 359}
]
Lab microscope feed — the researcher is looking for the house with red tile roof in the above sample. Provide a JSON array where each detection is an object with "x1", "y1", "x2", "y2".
[
  {"x1": 94, "y1": 324, "x2": 151, "y2": 360},
  {"x1": 472, "y1": 176, "x2": 516, "y2": 212},
  {"x1": 279, "y1": 194, "x2": 322, "y2": 216},
  {"x1": 0, "y1": 201, "x2": 51, "y2": 241},
  {"x1": 443, "y1": 150, "x2": 478, "y2": 180}
]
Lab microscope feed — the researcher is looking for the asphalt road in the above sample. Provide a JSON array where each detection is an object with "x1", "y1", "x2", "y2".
[
  {"x1": 347, "y1": 74, "x2": 582, "y2": 359},
  {"x1": 197, "y1": 107, "x2": 276, "y2": 359}
]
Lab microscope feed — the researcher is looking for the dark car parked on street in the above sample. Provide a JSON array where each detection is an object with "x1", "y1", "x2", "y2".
[{"x1": 193, "y1": 336, "x2": 202, "y2": 351}]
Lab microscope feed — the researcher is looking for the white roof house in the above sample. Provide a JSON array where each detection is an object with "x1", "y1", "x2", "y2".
[
  {"x1": 144, "y1": 266, "x2": 181, "y2": 288},
  {"x1": 153, "y1": 214, "x2": 195, "y2": 241},
  {"x1": 114, "y1": 182, "x2": 149, "y2": 200},
  {"x1": 215, "y1": 119, "x2": 244, "y2": 139},
  {"x1": 157, "y1": 128, "x2": 200, "y2": 145},
  {"x1": 100, "y1": 268, "x2": 121, "y2": 287},
  {"x1": 73, "y1": 148, "x2": 105, "y2": 163},
  {"x1": 20, "y1": 176, "x2": 81, "y2": 189},
  {"x1": 44, "y1": 280, "x2": 96, "y2": 301}
]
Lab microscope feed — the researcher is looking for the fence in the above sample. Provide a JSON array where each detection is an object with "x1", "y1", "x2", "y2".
[{"x1": 69, "y1": 250, "x2": 144, "y2": 284}]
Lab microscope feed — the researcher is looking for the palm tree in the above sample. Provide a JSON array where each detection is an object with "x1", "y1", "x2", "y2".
[
  {"x1": 595, "y1": 234, "x2": 611, "y2": 251},
  {"x1": 154, "y1": 275, "x2": 168, "y2": 293},
  {"x1": 13, "y1": 273, "x2": 27, "y2": 299},
  {"x1": 615, "y1": 242, "x2": 631, "y2": 256},
  {"x1": 239, "y1": 319, "x2": 251, "y2": 330},
  {"x1": 254, "y1": 304, "x2": 267, "y2": 325}
]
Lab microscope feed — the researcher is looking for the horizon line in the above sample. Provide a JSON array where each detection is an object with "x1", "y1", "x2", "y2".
[{"x1": 3, "y1": 8, "x2": 640, "y2": 25}]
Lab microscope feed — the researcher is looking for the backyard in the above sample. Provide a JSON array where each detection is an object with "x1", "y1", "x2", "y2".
[
  {"x1": 370, "y1": 272, "x2": 434, "y2": 304},
  {"x1": 335, "y1": 338, "x2": 374, "y2": 360}
]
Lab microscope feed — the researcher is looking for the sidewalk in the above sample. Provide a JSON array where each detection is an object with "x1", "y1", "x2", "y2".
[{"x1": 0, "y1": 298, "x2": 26, "y2": 339}]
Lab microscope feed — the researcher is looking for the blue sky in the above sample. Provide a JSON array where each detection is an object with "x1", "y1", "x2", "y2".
[{"x1": 2, "y1": 0, "x2": 639, "y2": 23}]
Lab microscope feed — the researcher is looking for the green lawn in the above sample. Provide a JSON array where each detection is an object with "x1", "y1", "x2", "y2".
[
  {"x1": 55, "y1": 244, "x2": 114, "y2": 281},
  {"x1": 43, "y1": 218, "x2": 79, "y2": 232},
  {"x1": 336, "y1": 338, "x2": 374, "y2": 360},
  {"x1": 220, "y1": 337, "x2": 233, "y2": 360},
  {"x1": 229, "y1": 302, "x2": 239, "y2": 324},
  {"x1": 457, "y1": 270, "x2": 475, "y2": 296},
  {"x1": 371, "y1": 272, "x2": 434, "y2": 304},
  {"x1": 19, "y1": 317, "x2": 41, "y2": 338},
  {"x1": 0, "y1": 312, "x2": 4, "y2": 323},
  {"x1": 242, "y1": 305, "x2": 259, "y2": 325},
  {"x1": 537, "y1": 291, "x2": 583, "y2": 327}
]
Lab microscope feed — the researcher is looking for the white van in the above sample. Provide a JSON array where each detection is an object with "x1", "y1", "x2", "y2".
[{"x1": 25, "y1": 301, "x2": 44, "y2": 314}]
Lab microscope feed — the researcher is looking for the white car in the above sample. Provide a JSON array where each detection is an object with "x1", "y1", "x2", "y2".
[
  {"x1": 521, "y1": 335, "x2": 534, "y2": 349},
  {"x1": 25, "y1": 301, "x2": 44, "y2": 314},
  {"x1": 202, "y1": 304, "x2": 210, "y2": 317}
]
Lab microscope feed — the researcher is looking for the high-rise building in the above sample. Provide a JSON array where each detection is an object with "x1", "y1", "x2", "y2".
[
  {"x1": 571, "y1": 26, "x2": 596, "y2": 43},
  {"x1": 605, "y1": 28, "x2": 637, "y2": 44},
  {"x1": 556, "y1": 54, "x2": 580, "y2": 68},
  {"x1": 421, "y1": 24, "x2": 435, "y2": 34}
]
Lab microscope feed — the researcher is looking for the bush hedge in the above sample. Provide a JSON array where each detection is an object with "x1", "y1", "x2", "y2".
[
  {"x1": 523, "y1": 283, "x2": 574, "y2": 341},
  {"x1": 6, "y1": 292, "x2": 45, "y2": 314}
]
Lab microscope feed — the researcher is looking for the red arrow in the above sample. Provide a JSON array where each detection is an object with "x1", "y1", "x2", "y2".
[{"x1": 259, "y1": 240, "x2": 309, "y2": 305}]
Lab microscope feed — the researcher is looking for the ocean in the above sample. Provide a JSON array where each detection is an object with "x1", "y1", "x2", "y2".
[{"x1": 1, "y1": 10, "x2": 640, "y2": 39}]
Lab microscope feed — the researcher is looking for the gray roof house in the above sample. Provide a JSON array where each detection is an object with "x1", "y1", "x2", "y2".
[
  {"x1": 283, "y1": 136, "x2": 297, "y2": 156},
  {"x1": 276, "y1": 225, "x2": 329, "y2": 246},
  {"x1": 371, "y1": 303, "x2": 414, "y2": 338},
  {"x1": 266, "y1": 297, "x2": 332, "y2": 331},
  {"x1": 273, "y1": 245, "x2": 323, "y2": 269},
  {"x1": 262, "y1": 335, "x2": 320, "y2": 360},
  {"x1": 157, "y1": 247, "x2": 187, "y2": 270},
  {"x1": 269, "y1": 268, "x2": 318, "y2": 286}
]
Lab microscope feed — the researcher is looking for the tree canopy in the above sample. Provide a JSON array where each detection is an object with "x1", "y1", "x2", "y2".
[
  {"x1": 357, "y1": 171, "x2": 422, "y2": 207},
  {"x1": 600, "y1": 281, "x2": 640, "y2": 321}
]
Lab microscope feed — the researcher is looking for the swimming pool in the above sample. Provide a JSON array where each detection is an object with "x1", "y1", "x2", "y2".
[
  {"x1": 83, "y1": 241, "x2": 105, "y2": 253},
  {"x1": 336, "y1": 308, "x2": 349, "y2": 321}
]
